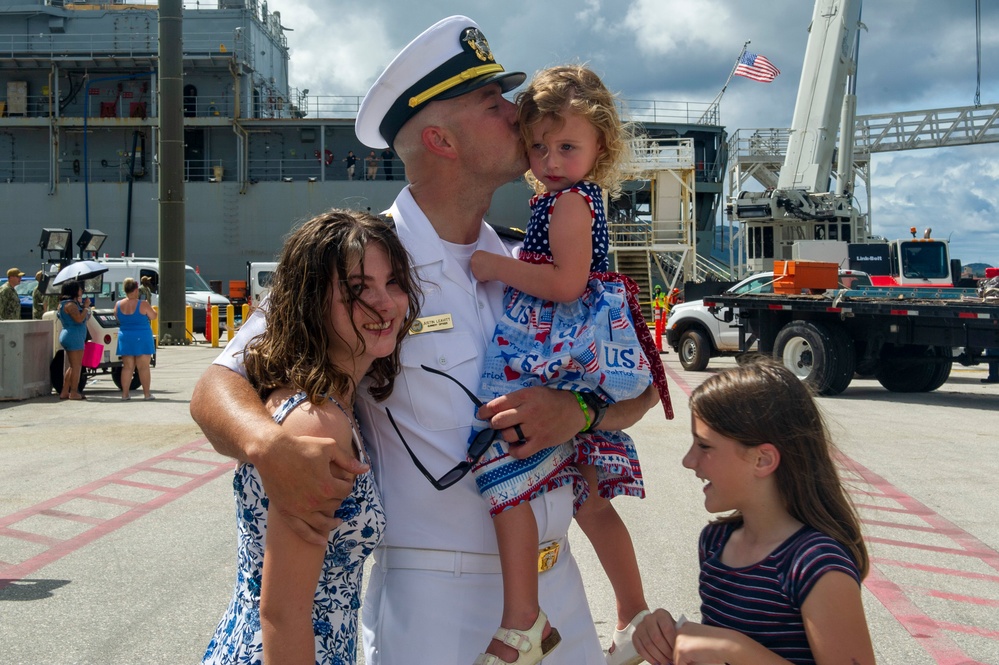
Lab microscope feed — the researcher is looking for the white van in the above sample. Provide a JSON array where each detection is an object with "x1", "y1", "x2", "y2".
[
  {"x1": 95, "y1": 257, "x2": 230, "y2": 335},
  {"x1": 247, "y1": 261, "x2": 277, "y2": 307}
]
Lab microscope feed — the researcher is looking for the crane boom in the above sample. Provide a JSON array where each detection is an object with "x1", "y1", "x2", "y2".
[
  {"x1": 727, "y1": 0, "x2": 866, "y2": 273},
  {"x1": 780, "y1": 0, "x2": 863, "y2": 192}
]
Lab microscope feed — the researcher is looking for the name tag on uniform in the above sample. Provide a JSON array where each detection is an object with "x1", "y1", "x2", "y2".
[{"x1": 409, "y1": 313, "x2": 454, "y2": 335}]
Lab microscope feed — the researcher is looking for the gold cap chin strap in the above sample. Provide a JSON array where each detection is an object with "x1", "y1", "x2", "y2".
[{"x1": 408, "y1": 63, "x2": 505, "y2": 108}]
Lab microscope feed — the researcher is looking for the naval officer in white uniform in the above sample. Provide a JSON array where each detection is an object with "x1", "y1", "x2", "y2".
[{"x1": 191, "y1": 15, "x2": 657, "y2": 665}]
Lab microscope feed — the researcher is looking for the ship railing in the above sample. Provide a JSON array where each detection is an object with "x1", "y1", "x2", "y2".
[
  {"x1": 0, "y1": 86, "x2": 715, "y2": 126},
  {"x1": 1, "y1": 160, "x2": 50, "y2": 184},
  {"x1": 623, "y1": 99, "x2": 719, "y2": 126},
  {"x1": 0, "y1": 32, "x2": 252, "y2": 62},
  {"x1": 6, "y1": 157, "x2": 405, "y2": 185},
  {"x1": 178, "y1": 158, "x2": 403, "y2": 183},
  {"x1": 608, "y1": 221, "x2": 653, "y2": 248}
]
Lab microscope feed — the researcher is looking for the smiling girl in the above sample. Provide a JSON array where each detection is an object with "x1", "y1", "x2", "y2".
[
  {"x1": 633, "y1": 358, "x2": 875, "y2": 665},
  {"x1": 202, "y1": 210, "x2": 420, "y2": 665}
]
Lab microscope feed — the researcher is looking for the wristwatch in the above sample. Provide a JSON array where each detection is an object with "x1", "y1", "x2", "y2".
[{"x1": 579, "y1": 392, "x2": 608, "y2": 432}]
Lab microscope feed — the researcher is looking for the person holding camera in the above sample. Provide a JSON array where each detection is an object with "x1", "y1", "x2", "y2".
[{"x1": 56, "y1": 280, "x2": 92, "y2": 400}]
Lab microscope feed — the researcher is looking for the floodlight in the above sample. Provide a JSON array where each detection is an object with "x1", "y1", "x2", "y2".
[
  {"x1": 39, "y1": 228, "x2": 72, "y2": 252},
  {"x1": 77, "y1": 229, "x2": 108, "y2": 255}
]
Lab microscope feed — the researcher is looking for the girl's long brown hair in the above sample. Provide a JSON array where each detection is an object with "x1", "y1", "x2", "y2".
[
  {"x1": 689, "y1": 357, "x2": 869, "y2": 578},
  {"x1": 242, "y1": 209, "x2": 420, "y2": 405}
]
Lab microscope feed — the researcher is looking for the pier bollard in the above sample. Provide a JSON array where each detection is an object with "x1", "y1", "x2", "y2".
[
  {"x1": 226, "y1": 304, "x2": 235, "y2": 342},
  {"x1": 185, "y1": 306, "x2": 194, "y2": 342},
  {"x1": 242, "y1": 303, "x2": 249, "y2": 323}
]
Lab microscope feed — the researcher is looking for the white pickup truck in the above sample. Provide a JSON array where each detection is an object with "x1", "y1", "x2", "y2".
[{"x1": 665, "y1": 270, "x2": 871, "y2": 371}]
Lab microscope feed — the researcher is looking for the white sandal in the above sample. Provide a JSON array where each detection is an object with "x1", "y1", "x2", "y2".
[
  {"x1": 605, "y1": 609, "x2": 651, "y2": 665},
  {"x1": 473, "y1": 609, "x2": 561, "y2": 665}
]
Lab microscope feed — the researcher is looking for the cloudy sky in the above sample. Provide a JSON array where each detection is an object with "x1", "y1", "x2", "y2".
[{"x1": 267, "y1": 0, "x2": 999, "y2": 266}]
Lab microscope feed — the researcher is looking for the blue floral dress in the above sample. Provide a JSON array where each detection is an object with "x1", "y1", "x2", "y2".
[
  {"x1": 472, "y1": 181, "x2": 673, "y2": 516},
  {"x1": 202, "y1": 393, "x2": 384, "y2": 665}
]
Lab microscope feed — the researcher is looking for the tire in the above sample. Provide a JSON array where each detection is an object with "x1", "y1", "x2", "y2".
[
  {"x1": 824, "y1": 324, "x2": 856, "y2": 396},
  {"x1": 112, "y1": 366, "x2": 142, "y2": 391},
  {"x1": 678, "y1": 329, "x2": 710, "y2": 371},
  {"x1": 875, "y1": 345, "x2": 937, "y2": 393},
  {"x1": 923, "y1": 360, "x2": 952, "y2": 392},
  {"x1": 50, "y1": 351, "x2": 87, "y2": 395},
  {"x1": 773, "y1": 321, "x2": 847, "y2": 396}
]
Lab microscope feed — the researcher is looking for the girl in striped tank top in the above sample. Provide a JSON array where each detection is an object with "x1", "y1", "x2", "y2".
[{"x1": 631, "y1": 359, "x2": 875, "y2": 665}]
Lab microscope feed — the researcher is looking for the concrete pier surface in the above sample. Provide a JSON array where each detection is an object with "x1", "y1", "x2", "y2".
[{"x1": 1, "y1": 344, "x2": 997, "y2": 664}]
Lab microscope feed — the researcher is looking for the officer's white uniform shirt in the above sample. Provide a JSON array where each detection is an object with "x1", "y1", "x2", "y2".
[{"x1": 214, "y1": 186, "x2": 603, "y2": 664}]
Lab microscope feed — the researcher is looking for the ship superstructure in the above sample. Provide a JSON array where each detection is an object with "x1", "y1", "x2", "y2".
[{"x1": 0, "y1": 0, "x2": 725, "y2": 293}]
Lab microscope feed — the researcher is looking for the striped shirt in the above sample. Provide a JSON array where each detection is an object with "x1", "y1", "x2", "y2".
[{"x1": 698, "y1": 521, "x2": 861, "y2": 664}]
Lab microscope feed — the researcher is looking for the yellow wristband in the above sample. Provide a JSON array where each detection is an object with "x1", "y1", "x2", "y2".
[{"x1": 572, "y1": 391, "x2": 592, "y2": 432}]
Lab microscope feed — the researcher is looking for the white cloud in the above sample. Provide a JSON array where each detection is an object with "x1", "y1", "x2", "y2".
[{"x1": 622, "y1": 0, "x2": 736, "y2": 55}]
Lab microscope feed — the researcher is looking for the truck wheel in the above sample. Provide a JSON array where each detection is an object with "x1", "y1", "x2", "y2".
[
  {"x1": 875, "y1": 345, "x2": 937, "y2": 392},
  {"x1": 916, "y1": 347, "x2": 952, "y2": 392},
  {"x1": 824, "y1": 325, "x2": 856, "y2": 396},
  {"x1": 773, "y1": 321, "x2": 846, "y2": 396},
  {"x1": 50, "y1": 351, "x2": 87, "y2": 395},
  {"x1": 678, "y1": 329, "x2": 710, "y2": 371},
  {"x1": 923, "y1": 359, "x2": 952, "y2": 392},
  {"x1": 111, "y1": 366, "x2": 142, "y2": 391}
]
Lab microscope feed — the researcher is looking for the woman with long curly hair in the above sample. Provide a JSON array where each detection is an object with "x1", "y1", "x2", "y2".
[{"x1": 202, "y1": 209, "x2": 420, "y2": 665}]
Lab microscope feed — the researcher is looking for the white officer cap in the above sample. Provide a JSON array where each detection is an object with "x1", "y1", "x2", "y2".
[{"x1": 355, "y1": 15, "x2": 525, "y2": 149}]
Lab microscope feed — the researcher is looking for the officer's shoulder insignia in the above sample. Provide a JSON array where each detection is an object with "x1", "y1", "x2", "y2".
[{"x1": 489, "y1": 223, "x2": 526, "y2": 242}]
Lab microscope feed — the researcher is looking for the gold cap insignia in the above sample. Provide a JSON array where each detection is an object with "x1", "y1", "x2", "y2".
[{"x1": 463, "y1": 28, "x2": 494, "y2": 63}]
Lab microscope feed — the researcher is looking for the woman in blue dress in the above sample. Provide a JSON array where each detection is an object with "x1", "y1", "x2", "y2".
[
  {"x1": 201, "y1": 210, "x2": 421, "y2": 665},
  {"x1": 56, "y1": 280, "x2": 91, "y2": 400},
  {"x1": 114, "y1": 277, "x2": 158, "y2": 400}
]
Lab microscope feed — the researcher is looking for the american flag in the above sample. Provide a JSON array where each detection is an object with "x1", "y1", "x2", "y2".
[{"x1": 734, "y1": 52, "x2": 780, "y2": 83}]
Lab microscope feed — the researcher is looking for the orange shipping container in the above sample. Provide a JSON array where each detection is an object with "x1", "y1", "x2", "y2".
[{"x1": 772, "y1": 260, "x2": 838, "y2": 294}]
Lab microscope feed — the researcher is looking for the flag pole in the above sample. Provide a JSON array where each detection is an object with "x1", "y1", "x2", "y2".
[{"x1": 697, "y1": 40, "x2": 751, "y2": 125}]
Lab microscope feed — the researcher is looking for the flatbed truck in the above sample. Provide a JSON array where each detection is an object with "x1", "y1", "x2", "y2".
[{"x1": 707, "y1": 287, "x2": 998, "y2": 395}]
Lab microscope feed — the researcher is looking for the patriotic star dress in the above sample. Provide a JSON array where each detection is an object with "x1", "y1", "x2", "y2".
[{"x1": 472, "y1": 181, "x2": 673, "y2": 516}]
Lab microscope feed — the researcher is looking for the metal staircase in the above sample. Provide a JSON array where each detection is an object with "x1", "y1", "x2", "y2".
[
  {"x1": 614, "y1": 249, "x2": 653, "y2": 319},
  {"x1": 610, "y1": 137, "x2": 697, "y2": 319}
]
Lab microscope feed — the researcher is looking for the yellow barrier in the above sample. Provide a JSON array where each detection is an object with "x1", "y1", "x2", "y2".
[
  {"x1": 185, "y1": 306, "x2": 194, "y2": 342},
  {"x1": 225, "y1": 304, "x2": 235, "y2": 343},
  {"x1": 151, "y1": 305, "x2": 159, "y2": 347}
]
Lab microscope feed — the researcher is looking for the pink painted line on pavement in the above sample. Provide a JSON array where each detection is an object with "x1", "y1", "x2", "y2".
[
  {"x1": 0, "y1": 527, "x2": 63, "y2": 548},
  {"x1": 921, "y1": 588, "x2": 999, "y2": 609},
  {"x1": 847, "y1": 459, "x2": 999, "y2": 572},
  {"x1": 843, "y1": 455, "x2": 999, "y2": 663},
  {"x1": 863, "y1": 566, "x2": 988, "y2": 665},
  {"x1": 872, "y1": 557, "x2": 999, "y2": 585},
  {"x1": 0, "y1": 438, "x2": 233, "y2": 589},
  {"x1": 933, "y1": 620, "x2": 999, "y2": 641},
  {"x1": 861, "y1": 518, "x2": 947, "y2": 535},
  {"x1": 865, "y1": 535, "x2": 994, "y2": 559}
]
